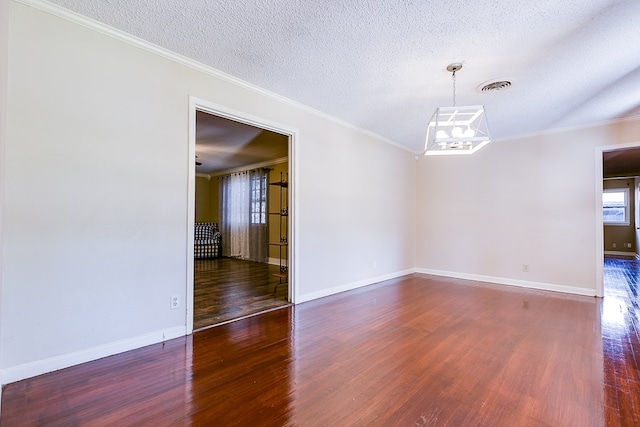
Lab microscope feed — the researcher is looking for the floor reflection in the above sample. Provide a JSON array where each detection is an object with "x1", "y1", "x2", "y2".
[
  {"x1": 4, "y1": 265, "x2": 639, "y2": 425},
  {"x1": 189, "y1": 307, "x2": 295, "y2": 425},
  {"x1": 602, "y1": 255, "x2": 640, "y2": 424},
  {"x1": 602, "y1": 296, "x2": 627, "y2": 327}
]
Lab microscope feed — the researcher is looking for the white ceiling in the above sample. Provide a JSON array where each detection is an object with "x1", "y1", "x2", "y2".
[{"x1": 47, "y1": 0, "x2": 640, "y2": 153}]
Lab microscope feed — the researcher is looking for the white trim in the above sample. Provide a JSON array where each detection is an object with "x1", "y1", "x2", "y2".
[
  {"x1": 14, "y1": 0, "x2": 409, "y2": 155},
  {"x1": 595, "y1": 148, "x2": 605, "y2": 297},
  {"x1": 0, "y1": 0, "x2": 7, "y2": 411},
  {"x1": 423, "y1": 109, "x2": 640, "y2": 156},
  {"x1": 13, "y1": 0, "x2": 640, "y2": 159},
  {"x1": 595, "y1": 141, "x2": 640, "y2": 298},
  {"x1": 604, "y1": 251, "x2": 636, "y2": 257},
  {"x1": 268, "y1": 257, "x2": 286, "y2": 266},
  {"x1": 416, "y1": 269, "x2": 596, "y2": 297},
  {"x1": 492, "y1": 115, "x2": 640, "y2": 145},
  {"x1": 186, "y1": 100, "x2": 197, "y2": 334},
  {"x1": 0, "y1": 326, "x2": 185, "y2": 385},
  {"x1": 296, "y1": 269, "x2": 417, "y2": 303},
  {"x1": 188, "y1": 97, "x2": 299, "y2": 316},
  {"x1": 288, "y1": 118, "x2": 298, "y2": 304},
  {"x1": 191, "y1": 98, "x2": 299, "y2": 140},
  {"x1": 195, "y1": 173, "x2": 211, "y2": 180}
]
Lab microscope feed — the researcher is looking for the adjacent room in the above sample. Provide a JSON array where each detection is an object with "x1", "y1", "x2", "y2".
[{"x1": 193, "y1": 111, "x2": 291, "y2": 329}]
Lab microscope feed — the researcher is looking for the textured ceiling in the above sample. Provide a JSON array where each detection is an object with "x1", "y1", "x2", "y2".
[{"x1": 47, "y1": 0, "x2": 640, "y2": 153}]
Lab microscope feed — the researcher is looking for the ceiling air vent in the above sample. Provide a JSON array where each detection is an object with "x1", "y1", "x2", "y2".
[{"x1": 479, "y1": 80, "x2": 512, "y2": 92}]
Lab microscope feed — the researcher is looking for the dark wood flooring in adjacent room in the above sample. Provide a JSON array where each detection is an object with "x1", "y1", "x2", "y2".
[
  {"x1": 8, "y1": 268, "x2": 640, "y2": 425},
  {"x1": 603, "y1": 255, "x2": 640, "y2": 426},
  {"x1": 194, "y1": 257, "x2": 289, "y2": 330}
]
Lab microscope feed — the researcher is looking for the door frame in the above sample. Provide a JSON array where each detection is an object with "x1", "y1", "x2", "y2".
[
  {"x1": 186, "y1": 96, "x2": 299, "y2": 334},
  {"x1": 595, "y1": 141, "x2": 640, "y2": 297}
]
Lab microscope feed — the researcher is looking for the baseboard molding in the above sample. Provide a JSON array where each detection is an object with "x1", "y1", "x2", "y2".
[
  {"x1": 297, "y1": 268, "x2": 417, "y2": 303},
  {"x1": 1, "y1": 326, "x2": 186, "y2": 385},
  {"x1": 268, "y1": 257, "x2": 287, "y2": 266},
  {"x1": 0, "y1": 267, "x2": 595, "y2": 385},
  {"x1": 416, "y1": 268, "x2": 596, "y2": 297},
  {"x1": 604, "y1": 251, "x2": 636, "y2": 257}
]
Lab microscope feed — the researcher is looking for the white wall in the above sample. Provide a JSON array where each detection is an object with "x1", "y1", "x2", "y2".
[
  {"x1": 296, "y1": 122, "x2": 417, "y2": 301},
  {"x1": 0, "y1": 1, "x2": 416, "y2": 383},
  {"x1": 0, "y1": 0, "x2": 10, "y2": 398},
  {"x1": 416, "y1": 118, "x2": 640, "y2": 295}
]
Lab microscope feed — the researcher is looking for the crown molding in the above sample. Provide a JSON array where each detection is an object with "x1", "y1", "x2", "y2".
[
  {"x1": 492, "y1": 114, "x2": 640, "y2": 144},
  {"x1": 14, "y1": 0, "x2": 412, "y2": 154},
  {"x1": 210, "y1": 156, "x2": 288, "y2": 177}
]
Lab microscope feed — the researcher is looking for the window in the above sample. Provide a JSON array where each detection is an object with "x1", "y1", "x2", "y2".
[
  {"x1": 250, "y1": 173, "x2": 267, "y2": 224},
  {"x1": 603, "y1": 188, "x2": 629, "y2": 225}
]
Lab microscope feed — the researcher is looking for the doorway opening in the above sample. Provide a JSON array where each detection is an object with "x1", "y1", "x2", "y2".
[
  {"x1": 597, "y1": 143, "x2": 640, "y2": 298},
  {"x1": 186, "y1": 97, "x2": 297, "y2": 333}
]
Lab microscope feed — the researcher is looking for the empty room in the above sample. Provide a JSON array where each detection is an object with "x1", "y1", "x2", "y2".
[{"x1": 1, "y1": 0, "x2": 640, "y2": 425}]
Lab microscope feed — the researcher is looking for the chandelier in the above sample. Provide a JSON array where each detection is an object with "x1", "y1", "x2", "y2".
[{"x1": 424, "y1": 63, "x2": 490, "y2": 156}]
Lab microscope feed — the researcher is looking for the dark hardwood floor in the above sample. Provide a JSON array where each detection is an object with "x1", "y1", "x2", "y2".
[
  {"x1": 7, "y1": 266, "x2": 639, "y2": 425},
  {"x1": 194, "y1": 257, "x2": 289, "y2": 330},
  {"x1": 603, "y1": 255, "x2": 640, "y2": 426}
]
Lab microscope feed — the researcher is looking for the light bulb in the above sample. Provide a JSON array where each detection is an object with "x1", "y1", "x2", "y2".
[
  {"x1": 452, "y1": 127, "x2": 463, "y2": 137},
  {"x1": 463, "y1": 128, "x2": 476, "y2": 138},
  {"x1": 436, "y1": 130, "x2": 449, "y2": 139}
]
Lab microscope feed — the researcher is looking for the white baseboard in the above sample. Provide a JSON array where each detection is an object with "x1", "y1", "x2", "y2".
[
  {"x1": 604, "y1": 251, "x2": 636, "y2": 257},
  {"x1": 0, "y1": 267, "x2": 596, "y2": 385},
  {"x1": 1, "y1": 326, "x2": 186, "y2": 385},
  {"x1": 415, "y1": 268, "x2": 596, "y2": 297},
  {"x1": 297, "y1": 268, "x2": 417, "y2": 303},
  {"x1": 268, "y1": 257, "x2": 287, "y2": 266}
]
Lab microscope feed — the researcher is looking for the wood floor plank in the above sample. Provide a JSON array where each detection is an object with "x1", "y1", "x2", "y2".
[
  {"x1": 3, "y1": 263, "x2": 640, "y2": 425},
  {"x1": 602, "y1": 255, "x2": 640, "y2": 426},
  {"x1": 193, "y1": 257, "x2": 289, "y2": 329}
]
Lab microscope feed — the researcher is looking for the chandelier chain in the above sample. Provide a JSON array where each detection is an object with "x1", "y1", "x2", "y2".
[{"x1": 452, "y1": 69, "x2": 456, "y2": 107}]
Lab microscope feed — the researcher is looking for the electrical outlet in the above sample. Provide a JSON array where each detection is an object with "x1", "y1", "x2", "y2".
[
  {"x1": 613, "y1": 243, "x2": 617, "y2": 248},
  {"x1": 523, "y1": 264, "x2": 529, "y2": 273},
  {"x1": 170, "y1": 295, "x2": 179, "y2": 309},
  {"x1": 626, "y1": 243, "x2": 632, "y2": 248}
]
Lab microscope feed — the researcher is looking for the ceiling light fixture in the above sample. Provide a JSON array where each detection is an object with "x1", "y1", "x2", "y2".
[{"x1": 424, "y1": 63, "x2": 490, "y2": 156}]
